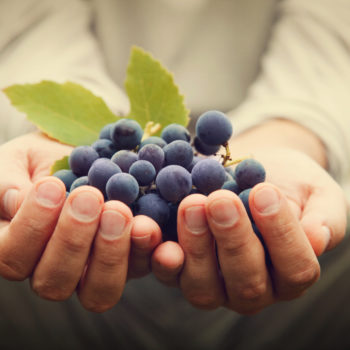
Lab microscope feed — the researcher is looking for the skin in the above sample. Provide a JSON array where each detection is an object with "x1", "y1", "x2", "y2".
[{"x1": 0, "y1": 119, "x2": 347, "y2": 314}]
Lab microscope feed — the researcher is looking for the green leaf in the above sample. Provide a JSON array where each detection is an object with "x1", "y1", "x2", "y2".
[
  {"x1": 50, "y1": 155, "x2": 69, "y2": 175},
  {"x1": 125, "y1": 46, "x2": 190, "y2": 134},
  {"x1": 3, "y1": 81, "x2": 119, "y2": 146}
]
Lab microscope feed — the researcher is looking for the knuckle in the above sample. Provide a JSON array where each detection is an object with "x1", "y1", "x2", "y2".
[
  {"x1": 220, "y1": 237, "x2": 250, "y2": 258},
  {"x1": 0, "y1": 259, "x2": 28, "y2": 281},
  {"x1": 82, "y1": 301, "x2": 116, "y2": 313},
  {"x1": 285, "y1": 262, "x2": 320, "y2": 289},
  {"x1": 58, "y1": 233, "x2": 90, "y2": 255},
  {"x1": 31, "y1": 279, "x2": 72, "y2": 301},
  {"x1": 235, "y1": 281, "x2": 267, "y2": 301},
  {"x1": 94, "y1": 250, "x2": 126, "y2": 274},
  {"x1": 187, "y1": 294, "x2": 221, "y2": 310}
]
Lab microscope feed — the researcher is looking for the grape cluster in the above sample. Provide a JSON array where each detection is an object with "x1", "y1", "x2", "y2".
[{"x1": 53, "y1": 110, "x2": 266, "y2": 241}]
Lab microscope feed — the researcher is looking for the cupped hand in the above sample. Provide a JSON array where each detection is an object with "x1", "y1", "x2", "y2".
[
  {"x1": 0, "y1": 132, "x2": 161, "y2": 312},
  {"x1": 152, "y1": 148, "x2": 348, "y2": 314}
]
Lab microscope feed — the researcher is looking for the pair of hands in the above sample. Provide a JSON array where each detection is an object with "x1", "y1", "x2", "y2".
[{"x1": 0, "y1": 131, "x2": 347, "y2": 314}]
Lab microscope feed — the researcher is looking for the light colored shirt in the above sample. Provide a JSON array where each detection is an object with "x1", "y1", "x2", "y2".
[{"x1": 0, "y1": 0, "x2": 349, "y2": 198}]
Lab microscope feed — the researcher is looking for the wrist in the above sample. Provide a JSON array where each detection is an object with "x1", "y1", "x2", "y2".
[{"x1": 229, "y1": 118, "x2": 327, "y2": 168}]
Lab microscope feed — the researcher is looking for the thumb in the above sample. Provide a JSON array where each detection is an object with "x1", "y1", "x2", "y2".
[
  {"x1": 300, "y1": 183, "x2": 347, "y2": 257},
  {"x1": 0, "y1": 144, "x2": 33, "y2": 220}
]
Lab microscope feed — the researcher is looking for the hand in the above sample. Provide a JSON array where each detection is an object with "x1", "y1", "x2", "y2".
[
  {"x1": 151, "y1": 147, "x2": 347, "y2": 314},
  {"x1": 0, "y1": 132, "x2": 161, "y2": 312}
]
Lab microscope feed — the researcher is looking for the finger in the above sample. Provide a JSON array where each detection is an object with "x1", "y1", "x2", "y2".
[
  {"x1": 177, "y1": 194, "x2": 225, "y2": 310},
  {"x1": 78, "y1": 201, "x2": 133, "y2": 313},
  {"x1": 250, "y1": 183, "x2": 320, "y2": 300},
  {"x1": 151, "y1": 241, "x2": 184, "y2": 287},
  {"x1": 128, "y1": 215, "x2": 162, "y2": 279},
  {"x1": 206, "y1": 190, "x2": 273, "y2": 314},
  {"x1": 300, "y1": 183, "x2": 347, "y2": 256},
  {"x1": 31, "y1": 186, "x2": 104, "y2": 301},
  {"x1": 0, "y1": 177, "x2": 66, "y2": 280}
]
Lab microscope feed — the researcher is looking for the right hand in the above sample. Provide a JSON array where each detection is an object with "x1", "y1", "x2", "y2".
[{"x1": 0, "y1": 132, "x2": 162, "y2": 312}]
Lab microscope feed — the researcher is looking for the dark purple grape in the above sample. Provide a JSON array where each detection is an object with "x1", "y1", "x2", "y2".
[
  {"x1": 99, "y1": 123, "x2": 115, "y2": 140},
  {"x1": 138, "y1": 144, "x2": 165, "y2": 173},
  {"x1": 110, "y1": 118, "x2": 143, "y2": 150},
  {"x1": 88, "y1": 158, "x2": 121, "y2": 196},
  {"x1": 193, "y1": 136, "x2": 221, "y2": 156},
  {"x1": 156, "y1": 165, "x2": 192, "y2": 203},
  {"x1": 161, "y1": 123, "x2": 191, "y2": 143},
  {"x1": 239, "y1": 188, "x2": 253, "y2": 221},
  {"x1": 225, "y1": 166, "x2": 236, "y2": 180},
  {"x1": 234, "y1": 159, "x2": 266, "y2": 190},
  {"x1": 195, "y1": 110, "x2": 233, "y2": 145},
  {"x1": 53, "y1": 169, "x2": 78, "y2": 191},
  {"x1": 69, "y1": 146, "x2": 99, "y2": 176},
  {"x1": 225, "y1": 172, "x2": 233, "y2": 182},
  {"x1": 163, "y1": 202, "x2": 179, "y2": 242},
  {"x1": 129, "y1": 160, "x2": 156, "y2": 186},
  {"x1": 163, "y1": 140, "x2": 193, "y2": 168},
  {"x1": 70, "y1": 176, "x2": 89, "y2": 192},
  {"x1": 222, "y1": 179, "x2": 240, "y2": 194},
  {"x1": 91, "y1": 139, "x2": 118, "y2": 158},
  {"x1": 106, "y1": 173, "x2": 139, "y2": 205},
  {"x1": 133, "y1": 193, "x2": 170, "y2": 228},
  {"x1": 186, "y1": 156, "x2": 205, "y2": 173},
  {"x1": 191, "y1": 158, "x2": 226, "y2": 194},
  {"x1": 139, "y1": 136, "x2": 167, "y2": 149},
  {"x1": 111, "y1": 150, "x2": 138, "y2": 172}
]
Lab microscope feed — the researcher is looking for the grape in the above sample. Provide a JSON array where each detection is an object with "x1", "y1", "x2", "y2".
[
  {"x1": 161, "y1": 123, "x2": 191, "y2": 143},
  {"x1": 70, "y1": 176, "x2": 89, "y2": 192},
  {"x1": 139, "y1": 136, "x2": 167, "y2": 150},
  {"x1": 186, "y1": 156, "x2": 204, "y2": 173},
  {"x1": 193, "y1": 136, "x2": 221, "y2": 156},
  {"x1": 88, "y1": 158, "x2": 121, "y2": 196},
  {"x1": 138, "y1": 144, "x2": 164, "y2": 173},
  {"x1": 99, "y1": 123, "x2": 115, "y2": 140},
  {"x1": 91, "y1": 139, "x2": 117, "y2": 158},
  {"x1": 163, "y1": 202, "x2": 179, "y2": 242},
  {"x1": 69, "y1": 146, "x2": 99, "y2": 176},
  {"x1": 195, "y1": 110, "x2": 233, "y2": 145},
  {"x1": 224, "y1": 172, "x2": 233, "y2": 182},
  {"x1": 191, "y1": 158, "x2": 226, "y2": 194},
  {"x1": 225, "y1": 166, "x2": 236, "y2": 180},
  {"x1": 234, "y1": 159, "x2": 266, "y2": 190},
  {"x1": 53, "y1": 169, "x2": 78, "y2": 191},
  {"x1": 163, "y1": 140, "x2": 193, "y2": 168},
  {"x1": 156, "y1": 165, "x2": 192, "y2": 203},
  {"x1": 106, "y1": 173, "x2": 139, "y2": 205},
  {"x1": 133, "y1": 193, "x2": 170, "y2": 228},
  {"x1": 111, "y1": 150, "x2": 138, "y2": 172},
  {"x1": 222, "y1": 180, "x2": 240, "y2": 194},
  {"x1": 239, "y1": 188, "x2": 253, "y2": 221},
  {"x1": 110, "y1": 118, "x2": 143, "y2": 150},
  {"x1": 129, "y1": 160, "x2": 156, "y2": 186}
]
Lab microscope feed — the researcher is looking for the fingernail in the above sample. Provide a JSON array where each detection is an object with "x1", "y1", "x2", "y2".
[
  {"x1": 253, "y1": 186, "x2": 280, "y2": 215},
  {"x1": 131, "y1": 235, "x2": 151, "y2": 248},
  {"x1": 70, "y1": 191, "x2": 101, "y2": 221},
  {"x1": 36, "y1": 181, "x2": 63, "y2": 208},
  {"x1": 208, "y1": 198, "x2": 239, "y2": 227},
  {"x1": 99, "y1": 210, "x2": 127, "y2": 240},
  {"x1": 3, "y1": 188, "x2": 19, "y2": 218},
  {"x1": 184, "y1": 205, "x2": 207, "y2": 234},
  {"x1": 322, "y1": 225, "x2": 331, "y2": 250}
]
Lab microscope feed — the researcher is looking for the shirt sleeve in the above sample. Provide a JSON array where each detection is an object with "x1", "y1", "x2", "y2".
[
  {"x1": 228, "y1": 0, "x2": 350, "y2": 184},
  {"x1": 0, "y1": 0, "x2": 129, "y2": 144}
]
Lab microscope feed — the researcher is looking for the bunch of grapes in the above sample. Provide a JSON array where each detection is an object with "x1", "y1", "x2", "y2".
[{"x1": 53, "y1": 110, "x2": 266, "y2": 241}]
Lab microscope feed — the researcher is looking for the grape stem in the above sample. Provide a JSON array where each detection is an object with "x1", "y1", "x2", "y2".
[
  {"x1": 222, "y1": 142, "x2": 231, "y2": 166},
  {"x1": 224, "y1": 155, "x2": 253, "y2": 167},
  {"x1": 142, "y1": 121, "x2": 162, "y2": 140}
]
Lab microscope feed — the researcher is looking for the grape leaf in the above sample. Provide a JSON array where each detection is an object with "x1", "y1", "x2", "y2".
[
  {"x1": 51, "y1": 155, "x2": 70, "y2": 174},
  {"x1": 3, "y1": 81, "x2": 119, "y2": 146},
  {"x1": 125, "y1": 46, "x2": 190, "y2": 134}
]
